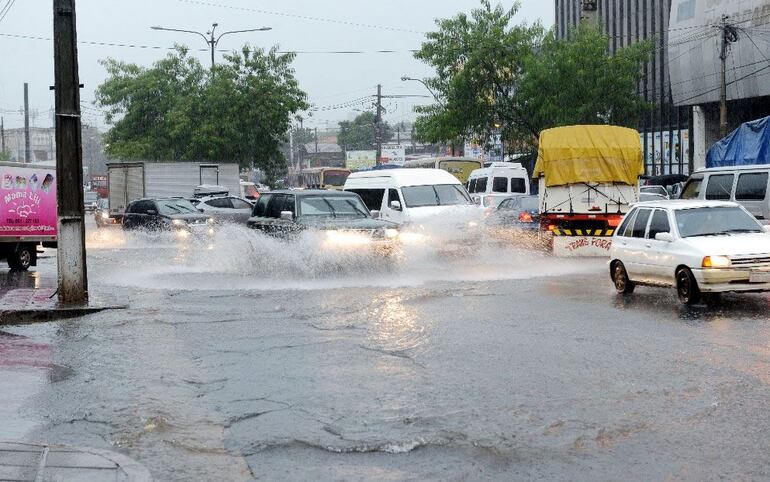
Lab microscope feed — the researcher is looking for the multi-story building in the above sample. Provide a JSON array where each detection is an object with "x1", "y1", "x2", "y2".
[
  {"x1": 556, "y1": 0, "x2": 691, "y2": 175},
  {"x1": 556, "y1": 0, "x2": 770, "y2": 173}
]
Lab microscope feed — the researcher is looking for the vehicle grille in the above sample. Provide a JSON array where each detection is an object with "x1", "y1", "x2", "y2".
[{"x1": 730, "y1": 255, "x2": 770, "y2": 267}]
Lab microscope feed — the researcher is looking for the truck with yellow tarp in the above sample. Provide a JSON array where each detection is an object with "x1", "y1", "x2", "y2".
[{"x1": 533, "y1": 125, "x2": 643, "y2": 256}]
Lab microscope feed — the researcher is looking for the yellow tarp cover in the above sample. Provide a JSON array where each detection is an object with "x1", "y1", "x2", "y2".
[{"x1": 533, "y1": 125, "x2": 643, "y2": 187}]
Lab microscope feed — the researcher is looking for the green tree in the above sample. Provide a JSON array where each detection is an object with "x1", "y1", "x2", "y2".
[
  {"x1": 413, "y1": 1, "x2": 650, "y2": 151},
  {"x1": 413, "y1": 0, "x2": 543, "y2": 149},
  {"x1": 0, "y1": 150, "x2": 10, "y2": 162},
  {"x1": 95, "y1": 45, "x2": 308, "y2": 179},
  {"x1": 518, "y1": 24, "x2": 652, "y2": 135},
  {"x1": 337, "y1": 111, "x2": 393, "y2": 151}
]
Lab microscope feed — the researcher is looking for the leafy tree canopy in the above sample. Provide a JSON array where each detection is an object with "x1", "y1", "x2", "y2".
[
  {"x1": 413, "y1": 0, "x2": 651, "y2": 151},
  {"x1": 337, "y1": 111, "x2": 393, "y2": 151},
  {"x1": 95, "y1": 45, "x2": 308, "y2": 178}
]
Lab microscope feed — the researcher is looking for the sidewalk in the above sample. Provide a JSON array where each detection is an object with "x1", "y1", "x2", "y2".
[
  {"x1": 0, "y1": 442, "x2": 152, "y2": 481},
  {"x1": 0, "y1": 288, "x2": 124, "y2": 325}
]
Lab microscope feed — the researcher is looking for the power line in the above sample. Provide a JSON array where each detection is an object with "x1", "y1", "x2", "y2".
[
  {"x1": 0, "y1": 32, "x2": 417, "y2": 54},
  {"x1": 174, "y1": 0, "x2": 426, "y2": 35},
  {"x1": 0, "y1": 0, "x2": 16, "y2": 24},
  {"x1": 677, "y1": 62, "x2": 770, "y2": 105}
]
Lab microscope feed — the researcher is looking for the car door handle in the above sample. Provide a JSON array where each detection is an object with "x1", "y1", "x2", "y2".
[{"x1": 645, "y1": 243, "x2": 652, "y2": 248}]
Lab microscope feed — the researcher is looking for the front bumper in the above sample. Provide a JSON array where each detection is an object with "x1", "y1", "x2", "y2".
[{"x1": 693, "y1": 267, "x2": 770, "y2": 293}]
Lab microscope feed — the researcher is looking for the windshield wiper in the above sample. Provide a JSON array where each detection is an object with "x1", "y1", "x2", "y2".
[{"x1": 723, "y1": 229, "x2": 761, "y2": 234}]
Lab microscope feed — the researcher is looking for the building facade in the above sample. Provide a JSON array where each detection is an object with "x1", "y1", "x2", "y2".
[{"x1": 556, "y1": 0, "x2": 692, "y2": 175}]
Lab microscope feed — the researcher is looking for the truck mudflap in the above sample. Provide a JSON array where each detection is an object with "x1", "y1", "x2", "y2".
[{"x1": 547, "y1": 229, "x2": 615, "y2": 257}]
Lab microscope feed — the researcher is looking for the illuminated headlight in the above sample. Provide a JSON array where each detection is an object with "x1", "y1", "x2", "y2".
[
  {"x1": 467, "y1": 221, "x2": 479, "y2": 228},
  {"x1": 702, "y1": 256, "x2": 731, "y2": 268},
  {"x1": 207, "y1": 218, "x2": 215, "y2": 225},
  {"x1": 399, "y1": 231, "x2": 428, "y2": 244},
  {"x1": 172, "y1": 219, "x2": 186, "y2": 226},
  {"x1": 100, "y1": 212, "x2": 110, "y2": 220},
  {"x1": 325, "y1": 230, "x2": 370, "y2": 247},
  {"x1": 176, "y1": 229, "x2": 190, "y2": 239},
  {"x1": 384, "y1": 228, "x2": 399, "y2": 239}
]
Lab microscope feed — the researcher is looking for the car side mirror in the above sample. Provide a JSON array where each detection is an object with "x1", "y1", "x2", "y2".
[
  {"x1": 655, "y1": 232, "x2": 674, "y2": 242},
  {"x1": 146, "y1": 209, "x2": 157, "y2": 215},
  {"x1": 389, "y1": 201, "x2": 402, "y2": 211},
  {"x1": 370, "y1": 210, "x2": 381, "y2": 219},
  {"x1": 280, "y1": 211, "x2": 294, "y2": 221}
]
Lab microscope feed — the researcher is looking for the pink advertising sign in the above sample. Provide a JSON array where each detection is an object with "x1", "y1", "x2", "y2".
[{"x1": 0, "y1": 165, "x2": 57, "y2": 240}]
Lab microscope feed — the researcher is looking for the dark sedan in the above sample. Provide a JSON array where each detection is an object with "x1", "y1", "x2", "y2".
[
  {"x1": 485, "y1": 195, "x2": 544, "y2": 246},
  {"x1": 247, "y1": 190, "x2": 399, "y2": 249},
  {"x1": 122, "y1": 198, "x2": 215, "y2": 237}
]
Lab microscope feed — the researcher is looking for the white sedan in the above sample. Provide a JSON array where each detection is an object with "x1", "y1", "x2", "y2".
[{"x1": 609, "y1": 200, "x2": 770, "y2": 305}]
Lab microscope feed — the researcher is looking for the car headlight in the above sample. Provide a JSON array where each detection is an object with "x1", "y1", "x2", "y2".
[
  {"x1": 207, "y1": 218, "x2": 215, "y2": 225},
  {"x1": 702, "y1": 256, "x2": 731, "y2": 268},
  {"x1": 398, "y1": 231, "x2": 428, "y2": 244},
  {"x1": 100, "y1": 212, "x2": 110, "y2": 219},
  {"x1": 172, "y1": 219, "x2": 185, "y2": 226},
  {"x1": 384, "y1": 228, "x2": 399, "y2": 239},
  {"x1": 467, "y1": 221, "x2": 479, "y2": 228}
]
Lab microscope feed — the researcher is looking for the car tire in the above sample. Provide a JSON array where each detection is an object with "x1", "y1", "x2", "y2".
[
  {"x1": 8, "y1": 244, "x2": 33, "y2": 272},
  {"x1": 611, "y1": 261, "x2": 635, "y2": 295},
  {"x1": 676, "y1": 267, "x2": 701, "y2": 305}
]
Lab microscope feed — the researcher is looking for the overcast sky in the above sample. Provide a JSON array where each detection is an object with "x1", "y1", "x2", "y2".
[{"x1": 0, "y1": 0, "x2": 553, "y2": 131}]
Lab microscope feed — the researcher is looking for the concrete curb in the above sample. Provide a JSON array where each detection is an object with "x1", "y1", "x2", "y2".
[
  {"x1": 0, "y1": 288, "x2": 126, "y2": 325},
  {"x1": 0, "y1": 441, "x2": 153, "y2": 481}
]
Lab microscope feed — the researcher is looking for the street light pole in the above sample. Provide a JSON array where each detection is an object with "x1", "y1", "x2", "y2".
[
  {"x1": 151, "y1": 23, "x2": 272, "y2": 70},
  {"x1": 401, "y1": 76, "x2": 443, "y2": 106}
]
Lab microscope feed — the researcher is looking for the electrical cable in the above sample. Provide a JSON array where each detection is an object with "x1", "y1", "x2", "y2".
[
  {"x1": 0, "y1": 0, "x2": 16, "y2": 24},
  {"x1": 173, "y1": 0, "x2": 426, "y2": 35}
]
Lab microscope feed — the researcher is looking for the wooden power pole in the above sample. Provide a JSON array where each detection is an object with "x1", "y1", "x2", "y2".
[
  {"x1": 718, "y1": 15, "x2": 738, "y2": 138},
  {"x1": 375, "y1": 84, "x2": 383, "y2": 164},
  {"x1": 53, "y1": 0, "x2": 88, "y2": 303}
]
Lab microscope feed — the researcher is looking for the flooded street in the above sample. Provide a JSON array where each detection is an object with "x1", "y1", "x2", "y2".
[{"x1": 2, "y1": 222, "x2": 770, "y2": 480}]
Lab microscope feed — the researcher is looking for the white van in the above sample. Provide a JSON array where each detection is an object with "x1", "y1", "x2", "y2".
[
  {"x1": 344, "y1": 168, "x2": 477, "y2": 225},
  {"x1": 680, "y1": 164, "x2": 770, "y2": 222},
  {"x1": 466, "y1": 162, "x2": 530, "y2": 208}
]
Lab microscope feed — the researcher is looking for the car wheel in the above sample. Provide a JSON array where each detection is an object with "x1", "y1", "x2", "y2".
[
  {"x1": 611, "y1": 261, "x2": 635, "y2": 294},
  {"x1": 8, "y1": 245, "x2": 33, "y2": 272},
  {"x1": 676, "y1": 267, "x2": 701, "y2": 305}
]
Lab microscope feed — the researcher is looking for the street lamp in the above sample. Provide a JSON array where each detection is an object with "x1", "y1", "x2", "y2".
[
  {"x1": 151, "y1": 23, "x2": 272, "y2": 69},
  {"x1": 401, "y1": 76, "x2": 443, "y2": 106}
]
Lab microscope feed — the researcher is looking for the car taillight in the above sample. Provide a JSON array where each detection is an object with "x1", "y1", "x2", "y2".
[
  {"x1": 546, "y1": 224, "x2": 556, "y2": 231},
  {"x1": 519, "y1": 212, "x2": 533, "y2": 222},
  {"x1": 607, "y1": 217, "x2": 622, "y2": 227}
]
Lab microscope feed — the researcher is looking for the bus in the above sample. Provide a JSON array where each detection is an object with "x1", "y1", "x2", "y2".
[
  {"x1": 288, "y1": 167, "x2": 352, "y2": 190},
  {"x1": 402, "y1": 157, "x2": 482, "y2": 184}
]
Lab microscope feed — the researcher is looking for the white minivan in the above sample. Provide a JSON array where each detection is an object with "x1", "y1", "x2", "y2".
[
  {"x1": 680, "y1": 164, "x2": 770, "y2": 222},
  {"x1": 466, "y1": 162, "x2": 530, "y2": 208},
  {"x1": 344, "y1": 168, "x2": 477, "y2": 225}
]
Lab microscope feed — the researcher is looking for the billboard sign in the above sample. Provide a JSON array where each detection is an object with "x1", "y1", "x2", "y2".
[
  {"x1": 346, "y1": 150, "x2": 377, "y2": 170},
  {"x1": 0, "y1": 165, "x2": 57, "y2": 240},
  {"x1": 380, "y1": 147, "x2": 406, "y2": 165}
]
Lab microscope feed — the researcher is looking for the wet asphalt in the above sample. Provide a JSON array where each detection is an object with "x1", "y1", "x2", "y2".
[{"x1": 1, "y1": 221, "x2": 769, "y2": 481}]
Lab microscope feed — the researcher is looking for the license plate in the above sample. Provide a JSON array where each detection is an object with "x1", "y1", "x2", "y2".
[{"x1": 749, "y1": 272, "x2": 770, "y2": 283}]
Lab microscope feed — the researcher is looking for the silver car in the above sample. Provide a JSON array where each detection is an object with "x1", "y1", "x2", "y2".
[{"x1": 196, "y1": 195, "x2": 254, "y2": 224}]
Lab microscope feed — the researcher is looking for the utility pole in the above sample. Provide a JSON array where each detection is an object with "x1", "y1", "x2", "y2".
[
  {"x1": 24, "y1": 83, "x2": 31, "y2": 163},
  {"x1": 53, "y1": 0, "x2": 88, "y2": 304},
  {"x1": 1, "y1": 116, "x2": 5, "y2": 154},
  {"x1": 375, "y1": 84, "x2": 383, "y2": 164},
  {"x1": 314, "y1": 127, "x2": 318, "y2": 168},
  {"x1": 298, "y1": 118, "x2": 304, "y2": 171},
  {"x1": 718, "y1": 15, "x2": 739, "y2": 138},
  {"x1": 289, "y1": 126, "x2": 294, "y2": 169}
]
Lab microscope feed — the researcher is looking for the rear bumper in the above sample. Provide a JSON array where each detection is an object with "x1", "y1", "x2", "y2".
[{"x1": 693, "y1": 268, "x2": 770, "y2": 293}]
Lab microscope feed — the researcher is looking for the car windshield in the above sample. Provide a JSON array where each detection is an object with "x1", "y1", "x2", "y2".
[
  {"x1": 402, "y1": 184, "x2": 472, "y2": 207},
  {"x1": 323, "y1": 170, "x2": 350, "y2": 187},
  {"x1": 299, "y1": 196, "x2": 369, "y2": 218},
  {"x1": 156, "y1": 199, "x2": 199, "y2": 215},
  {"x1": 675, "y1": 206, "x2": 763, "y2": 238},
  {"x1": 520, "y1": 196, "x2": 539, "y2": 211}
]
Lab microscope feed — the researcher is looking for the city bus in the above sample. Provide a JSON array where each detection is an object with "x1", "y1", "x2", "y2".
[
  {"x1": 402, "y1": 157, "x2": 482, "y2": 184},
  {"x1": 289, "y1": 167, "x2": 352, "y2": 190}
]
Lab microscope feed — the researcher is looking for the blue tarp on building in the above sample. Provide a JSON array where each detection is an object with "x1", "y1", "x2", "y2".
[{"x1": 706, "y1": 116, "x2": 770, "y2": 168}]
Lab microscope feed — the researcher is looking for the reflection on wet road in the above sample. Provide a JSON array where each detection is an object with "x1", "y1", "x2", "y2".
[{"x1": 1, "y1": 223, "x2": 769, "y2": 480}]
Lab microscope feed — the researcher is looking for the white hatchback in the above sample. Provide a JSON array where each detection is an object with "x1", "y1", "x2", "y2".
[{"x1": 609, "y1": 200, "x2": 770, "y2": 305}]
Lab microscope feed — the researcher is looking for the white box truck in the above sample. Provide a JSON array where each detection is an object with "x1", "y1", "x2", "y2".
[{"x1": 107, "y1": 162, "x2": 241, "y2": 221}]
